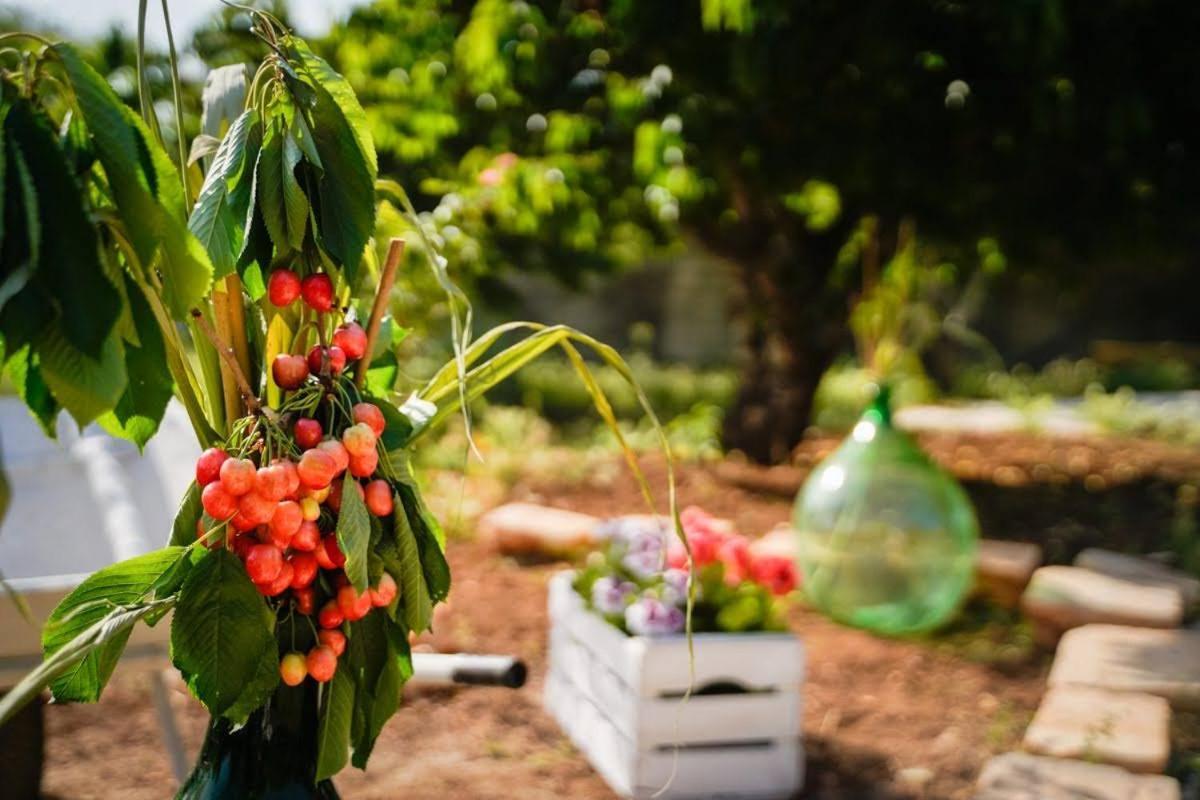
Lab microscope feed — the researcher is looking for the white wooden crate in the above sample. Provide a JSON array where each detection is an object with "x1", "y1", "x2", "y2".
[{"x1": 545, "y1": 571, "x2": 805, "y2": 799}]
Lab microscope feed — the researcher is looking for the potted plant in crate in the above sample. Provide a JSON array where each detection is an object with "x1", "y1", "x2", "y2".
[
  {"x1": 0, "y1": 9, "x2": 683, "y2": 796},
  {"x1": 546, "y1": 507, "x2": 806, "y2": 800}
]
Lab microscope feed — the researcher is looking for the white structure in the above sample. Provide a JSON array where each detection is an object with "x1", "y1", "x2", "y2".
[{"x1": 545, "y1": 572, "x2": 805, "y2": 799}]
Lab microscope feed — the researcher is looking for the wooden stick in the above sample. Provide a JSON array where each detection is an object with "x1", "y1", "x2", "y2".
[
  {"x1": 191, "y1": 309, "x2": 261, "y2": 415},
  {"x1": 209, "y1": 290, "x2": 244, "y2": 425},
  {"x1": 355, "y1": 238, "x2": 405, "y2": 389},
  {"x1": 223, "y1": 274, "x2": 254, "y2": 392}
]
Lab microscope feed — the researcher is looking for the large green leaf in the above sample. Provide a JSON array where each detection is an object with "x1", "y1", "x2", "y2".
[
  {"x1": 392, "y1": 493, "x2": 432, "y2": 633},
  {"x1": 188, "y1": 109, "x2": 258, "y2": 278},
  {"x1": 0, "y1": 104, "x2": 38, "y2": 314},
  {"x1": 38, "y1": 324, "x2": 127, "y2": 429},
  {"x1": 315, "y1": 666, "x2": 355, "y2": 781},
  {"x1": 257, "y1": 113, "x2": 309, "y2": 253},
  {"x1": 3, "y1": 346, "x2": 58, "y2": 435},
  {"x1": 285, "y1": 37, "x2": 377, "y2": 177},
  {"x1": 169, "y1": 482, "x2": 203, "y2": 548},
  {"x1": 170, "y1": 549, "x2": 279, "y2": 719},
  {"x1": 42, "y1": 547, "x2": 187, "y2": 703},
  {"x1": 98, "y1": 275, "x2": 172, "y2": 449},
  {"x1": 3, "y1": 99, "x2": 119, "y2": 359},
  {"x1": 0, "y1": 598, "x2": 172, "y2": 726},
  {"x1": 347, "y1": 613, "x2": 403, "y2": 768},
  {"x1": 336, "y1": 474, "x2": 371, "y2": 594}
]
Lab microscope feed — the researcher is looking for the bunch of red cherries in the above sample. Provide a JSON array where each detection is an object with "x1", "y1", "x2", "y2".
[
  {"x1": 195, "y1": 400, "x2": 397, "y2": 686},
  {"x1": 266, "y1": 267, "x2": 368, "y2": 387}
]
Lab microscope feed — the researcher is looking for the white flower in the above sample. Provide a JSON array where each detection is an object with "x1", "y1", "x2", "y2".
[{"x1": 625, "y1": 596, "x2": 685, "y2": 636}]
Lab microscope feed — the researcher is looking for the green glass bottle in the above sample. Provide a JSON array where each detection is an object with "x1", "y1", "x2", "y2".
[
  {"x1": 175, "y1": 681, "x2": 340, "y2": 800},
  {"x1": 792, "y1": 386, "x2": 978, "y2": 635}
]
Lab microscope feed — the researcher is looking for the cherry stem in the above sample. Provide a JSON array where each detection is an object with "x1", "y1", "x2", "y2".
[
  {"x1": 191, "y1": 309, "x2": 262, "y2": 415},
  {"x1": 355, "y1": 237, "x2": 405, "y2": 390}
]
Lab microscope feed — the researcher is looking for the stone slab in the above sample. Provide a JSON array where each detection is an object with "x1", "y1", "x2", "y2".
[
  {"x1": 1048, "y1": 624, "x2": 1200, "y2": 710},
  {"x1": 975, "y1": 752, "x2": 1180, "y2": 800},
  {"x1": 975, "y1": 540, "x2": 1042, "y2": 608},
  {"x1": 1022, "y1": 685, "x2": 1170, "y2": 773},
  {"x1": 1074, "y1": 548, "x2": 1200, "y2": 608},
  {"x1": 476, "y1": 503, "x2": 600, "y2": 557},
  {"x1": 1021, "y1": 566, "x2": 1183, "y2": 644}
]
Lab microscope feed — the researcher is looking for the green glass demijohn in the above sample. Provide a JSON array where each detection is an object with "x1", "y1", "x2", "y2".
[{"x1": 792, "y1": 385, "x2": 979, "y2": 634}]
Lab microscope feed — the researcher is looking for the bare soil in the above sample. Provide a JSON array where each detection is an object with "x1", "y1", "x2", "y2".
[{"x1": 38, "y1": 430, "x2": 1200, "y2": 800}]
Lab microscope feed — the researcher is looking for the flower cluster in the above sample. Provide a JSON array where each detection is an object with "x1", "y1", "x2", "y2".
[{"x1": 574, "y1": 506, "x2": 798, "y2": 636}]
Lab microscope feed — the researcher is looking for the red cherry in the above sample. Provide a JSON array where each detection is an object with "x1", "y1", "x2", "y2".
[
  {"x1": 371, "y1": 573, "x2": 398, "y2": 607},
  {"x1": 268, "y1": 268, "x2": 302, "y2": 307},
  {"x1": 300, "y1": 273, "x2": 335, "y2": 313},
  {"x1": 280, "y1": 652, "x2": 307, "y2": 686},
  {"x1": 294, "y1": 418, "x2": 323, "y2": 449},
  {"x1": 288, "y1": 552, "x2": 319, "y2": 589},
  {"x1": 364, "y1": 480, "x2": 393, "y2": 517},
  {"x1": 332, "y1": 323, "x2": 368, "y2": 361},
  {"x1": 306, "y1": 345, "x2": 347, "y2": 377},
  {"x1": 322, "y1": 535, "x2": 346, "y2": 568},
  {"x1": 292, "y1": 519, "x2": 321, "y2": 552},
  {"x1": 269, "y1": 500, "x2": 304, "y2": 546},
  {"x1": 278, "y1": 459, "x2": 301, "y2": 498},
  {"x1": 232, "y1": 534, "x2": 256, "y2": 561},
  {"x1": 317, "y1": 440, "x2": 350, "y2": 474},
  {"x1": 314, "y1": 538, "x2": 337, "y2": 570},
  {"x1": 318, "y1": 601, "x2": 344, "y2": 629},
  {"x1": 337, "y1": 585, "x2": 372, "y2": 622},
  {"x1": 352, "y1": 403, "x2": 386, "y2": 438},
  {"x1": 219, "y1": 458, "x2": 256, "y2": 496},
  {"x1": 255, "y1": 464, "x2": 290, "y2": 502},
  {"x1": 237, "y1": 492, "x2": 277, "y2": 528},
  {"x1": 245, "y1": 543, "x2": 284, "y2": 584},
  {"x1": 293, "y1": 586, "x2": 316, "y2": 615},
  {"x1": 257, "y1": 561, "x2": 293, "y2": 596},
  {"x1": 341, "y1": 423, "x2": 377, "y2": 458},
  {"x1": 196, "y1": 448, "x2": 229, "y2": 486},
  {"x1": 201, "y1": 482, "x2": 238, "y2": 520},
  {"x1": 348, "y1": 449, "x2": 378, "y2": 478},
  {"x1": 272, "y1": 354, "x2": 310, "y2": 390},
  {"x1": 318, "y1": 629, "x2": 347, "y2": 656},
  {"x1": 306, "y1": 645, "x2": 338, "y2": 682},
  {"x1": 297, "y1": 449, "x2": 338, "y2": 490}
]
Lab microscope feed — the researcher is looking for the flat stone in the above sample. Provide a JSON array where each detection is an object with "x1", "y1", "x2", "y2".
[
  {"x1": 1049, "y1": 624, "x2": 1200, "y2": 710},
  {"x1": 1074, "y1": 548, "x2": 1200, "y2": 608},
  {"x1": 975, "y1": 752, "x2": 1180, "y2": 800},
  {"x1": 1022, "y1": 685, "x2": 1170, "y2": 773},
  {"x1": 476, "y1": 503, "x2": 599, "y2": 557},
  {"x1": 1020, "y1": 566, "x2": 1183, "y2": 644},
  {"x1": 975, "y1": 540, "x2": 1042, "y2": 608}
]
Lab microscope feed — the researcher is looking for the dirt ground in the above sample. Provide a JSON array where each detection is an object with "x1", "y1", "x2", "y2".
[{"x1": 37, "y1": 431, "x2": 1199, "y2": 800}]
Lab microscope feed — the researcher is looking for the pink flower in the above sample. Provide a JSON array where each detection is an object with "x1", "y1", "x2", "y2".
[
  {"x1": 750, "y1": 554, "x2": 799, "y2": 596},
  {"x1": 718, "y1": 536, "x2": 752, "y2": 585},
  {"x1": 478, "y1": 167, "x2": 502, "y2": 187},
  {"x1": 494, "y1": 152, "x2": 519, "y2": 169}
]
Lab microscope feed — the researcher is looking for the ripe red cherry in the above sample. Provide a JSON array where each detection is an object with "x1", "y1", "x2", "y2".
[
  {"x1": 318, "y1": 629, "x2": 346, "y2": 656},
  {"x1": 371, "y1": 573, "x2": 398, "y2": 607},
  {"x1": 337, "y1": 585, "x2": 372, "y2": 622},
  {"x1": 255, "y1": 464, "x2": 290, "y2": 502},
  {"x1": 232, "y1": 534, "x2": 256, "y2": 561},
  {"x1": 317, "y1": 601, "x2": 344, "y2": 629},
  {"x1": 201, "y1": 482, "x2": 238, "y2": 520},
  {"x1": 322, "y1": 535, "x2": 347, "y2": 569},
  {"x1": 316, "y1": 440, "x2": 350, "y2": 474},
  {"x1": 294, "y1": 418, "x2": 323, "y2": 449},
  {"x1": 332, "y1": 322, "x2": 368, "y2": 361},
  {"x1": 293, "y1": 586, "x2": 316, "y2": 615},
  {"x1": 306, "y1": 645, "x2": 338, "y2": 683},
  {"x1": 245, "y1": 543, "x2": 284, "y2": 584},
  {"x1": 306, "y1": 345, "x2": 347, "y2": 377},
  {"x1": 268, "y1": 269, "x2": 302, "y2": 307},
  {"x1": 341, "y1": 423, "x2": 376, "y2": 458},
  {"x1": 364, "y1": 480, "x2": 393, "y2": 517},
  {"x1": 297, "y1": 449, "x2": 338, "y2": 490},
  {"x1": 239, "y1": 492, "x2": 277, "y2": 528},
  {"x1": 288, "y1": 552, "x2": 319, "y2": 589},
  {"x1": 269, "y1": 500, "x2": 303, "y2": 546},
  {"x1": 292, "y1": 520, "x2": 321, "y2": 552},
  {"x1": 300, "y1": 273, "x2": 335, "y2": 313},
  {"x1": 348, "y1": 449, "x2": 378, "y2": 479},
  {"x1": 352, "y1": 403, "x2": 386, "y2": 438},
  {"x1": 278, "y1": 459, "x2": 301, "y2": 497},
  {"x1": 196, "y1": 448, "x2": 229, "y2": 486},
  {"x1": 219, "y1": 458, "x2": 256, "y2": 496},
  {"x1": 257, "y1": 561, "x2": 293, "y2": 596},
  {"x1": 280, "y1": 652, "x2": 307, "y2": 686},
  {"x1": 272, "y1": 354, "x2": 310, "y2": 390}
]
